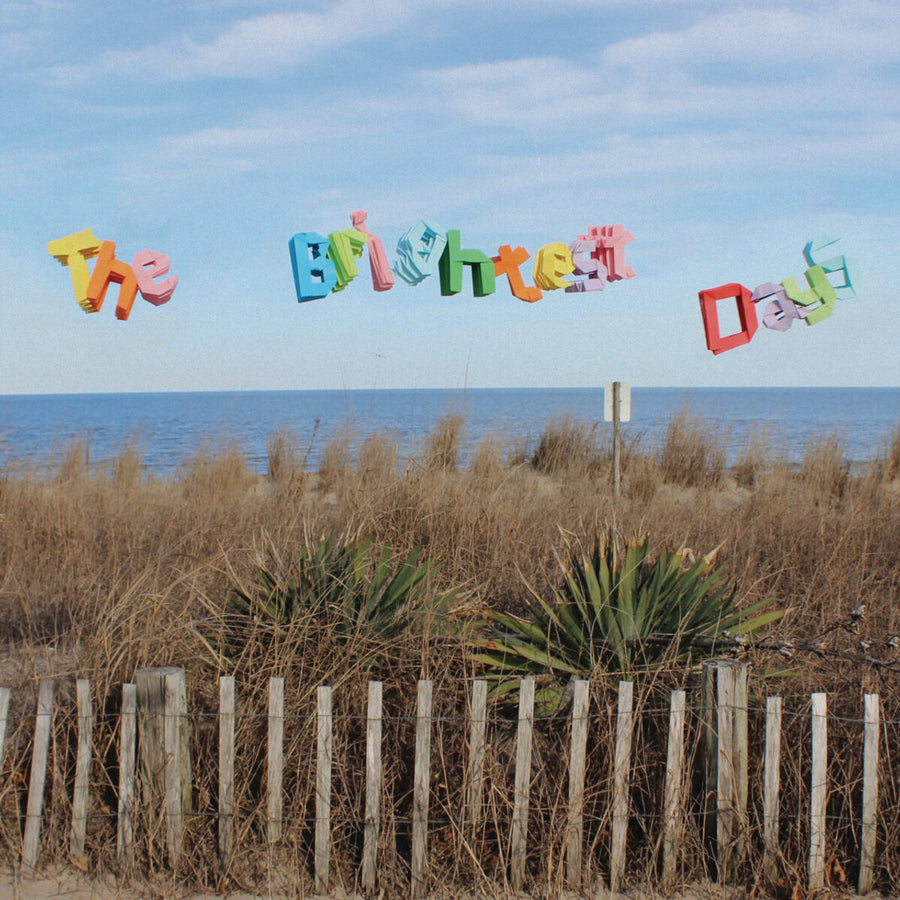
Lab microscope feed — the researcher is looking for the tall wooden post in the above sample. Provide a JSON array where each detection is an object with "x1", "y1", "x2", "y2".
[
  {"x1": 612, "y1": 381, "x2": 622, "y2": 499},
  {"x1": 135, "y1": 667, "x2": 192, "y2": 868},
  {"x1": 702, "y1": 659, "x2": 749, "y2": 882}
]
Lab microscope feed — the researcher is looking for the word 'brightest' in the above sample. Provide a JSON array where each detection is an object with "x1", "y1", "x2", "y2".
[
  {"x1": 698, "y1": 236, "x2": 859, "y2": 354},
  {"x1": 289, "y1": 211, "x2": 635, "y2": 303},
  {"x1": 48, "y1": 229, "x2": 178, "y2": 321}
]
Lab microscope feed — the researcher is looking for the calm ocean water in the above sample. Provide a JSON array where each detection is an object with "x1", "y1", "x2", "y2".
[{"x1": 1, "y1": 388, "x2": 898, "y2": 476}]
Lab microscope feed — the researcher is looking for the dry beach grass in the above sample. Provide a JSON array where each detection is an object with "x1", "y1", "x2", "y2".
[{"x1": 0, "y1": 412, "x2": 899, "y2": 897}]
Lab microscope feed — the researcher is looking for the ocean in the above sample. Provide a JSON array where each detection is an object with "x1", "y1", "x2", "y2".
[{"x1": 1, "y1": 387, "x2": 898, "y2": 477}]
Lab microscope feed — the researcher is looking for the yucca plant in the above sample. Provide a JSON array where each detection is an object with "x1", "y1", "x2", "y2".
[
  {"x1": 213, "y1": 532, "x2": 461, "y2": 670},
  {"x1": 473, "y1": 533, "x2": 784, "y2": 714}
]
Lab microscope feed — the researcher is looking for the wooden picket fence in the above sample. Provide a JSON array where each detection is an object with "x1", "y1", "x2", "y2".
[{"x1": 0, "y1": 663, "x2": 890, "y2": 896}]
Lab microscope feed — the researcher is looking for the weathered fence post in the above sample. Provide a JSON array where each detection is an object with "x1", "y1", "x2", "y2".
[
  {"x1": 266, "y1": 676, "x2": 284, "y2": 844},
  {"x1": 609, "y1": 680, "x2": 634, "y2": 893},
  {"x1": 809, "y1": 692, "x2": 828, "y2": 892},
  {"x1": 315, "y1": 685, "x2": 333, "y2": 894},
  {"x1": 662, "y1": 689, "x2": 687, "y2": 885},
  {"x1": 566, "y1": 679, "x2": 589, "y2": 888},
  {"x1": 117, "y1": 682, "x2": 137, "y2": 872},
  {"x1": 22, "y1": 677, "x2": 55, "y2": 875},
  {"x1": 702, "y1": 659, "x2": 749, "y2": 881},
  {"x1": 163, "y1": 670, "x2": 188, "y2": 868},
  {"x1": 716, "y1": 664, "x2": 735, "y2": 879},
  {"x1": 0, "y1": 686, "x2": 10, "y2": 770},
  {"x1": 510, "y1": 678, "x2": 535, "y2": 893},
  {"x1": 218, "y1": 676, "x2": 235, "y2": 873},
  {"x1": 362, "y1": 680, "x2": 383, "y2": 892},
  {"x1": 135, "y1": 666, "x2": 192, "y2": 867},
  {"x1": 763, "y1": 696, "x2": 782, "y2": 882},
  {"x1": 70, "y1": 678, "x2": 93, "y2": 863},
  {"x1": 410, "y1": 679, "x2": 433, "y2": 900},
  {"x1": 466, "y1": 678, "x2": 487, "y2": 839},
  {"x1": 859, "y1": 693, "x2": 880, "y2": 895}
]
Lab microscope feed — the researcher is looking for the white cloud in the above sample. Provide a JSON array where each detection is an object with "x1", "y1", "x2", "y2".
[
  {"x1": 46, "y1": 0, "x2": 404, "y2": 84},
  {"x1": 603, "y1": 1, "x2": 900, "y2": 69}
]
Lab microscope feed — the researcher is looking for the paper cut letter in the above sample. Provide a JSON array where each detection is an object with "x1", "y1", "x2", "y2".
[
  {"x1": 698, "y1": 283, "x2": 758, "y2": 354},
  {"x1": 802, "y1": 235, "x2": 858, "y2": 300},
  {"x1": 47, "y1": 229, "x2": 103, "y2": 312},
  {"x1": 533, "y1": 242, "x2": 575, "y2": 291},
  {"x1": 85, "y1": 241, "x2": 139, "y2": 320},
  {"x1": 394, "y1": 221, "x2": 447, "y2": 285},
  {"x1": 132, "y1": 250, "x2": 178, "y2": 306},
  {"x1": 289, "y1": 232, "x2": 337, "y2": 302},
  {"x1": 350, "y1": 210, "x2": 394, "y2": 292},
  {"x1": 752, "y1": 282, "x2": 806, "y2": 333},
  {"x1": 566, "y1": 238, "x2": 606, "y2": 292},
  {"x1": 327, "y1": 228, "x2": 367, "y2": 292},
  {"x1": 585, "y1": 225, "x2": 636, "y2": 281},
  {"x1": 438, "y1": 230, "x2": 496, "y2": 297},
  {"x1": 782, "y1": 265, "x2": 837, "y2": 326},
  {"x1": 492, "y1": 245, "x2": 542, "y2": 302}
]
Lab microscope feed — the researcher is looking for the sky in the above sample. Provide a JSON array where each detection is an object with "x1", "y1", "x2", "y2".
[{"x1": 1, "y1": 0, "x2": 898, "y2": 394}]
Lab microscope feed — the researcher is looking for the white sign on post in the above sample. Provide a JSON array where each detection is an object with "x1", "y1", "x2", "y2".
[{"x1": 604, "y1": 382, "x2": 632, "y2": 422}]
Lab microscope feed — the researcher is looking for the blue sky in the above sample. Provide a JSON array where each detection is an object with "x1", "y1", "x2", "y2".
[{"x1": 1, "y1": 0, "x2": 898, "y2": 393}]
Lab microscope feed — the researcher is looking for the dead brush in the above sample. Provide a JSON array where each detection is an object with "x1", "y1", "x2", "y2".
[
  {"x1": 529, "y1": 415, "x2": 602, "y2": 478},
  {"x1": 800, "y1": 432, "x2": 850, "y2": 505},
  {"x1": 659, "y1": 410, "x2": 728, "y2": 487},
  {"x1": 420, "y1": 412, "x2": 465, "y2": 472},
  {"x1": 0, "y1": 420, "x2": 899, "y2": 893},
  {"x1": 316, "y1": 425, "x2": 355, "y2": 495}
]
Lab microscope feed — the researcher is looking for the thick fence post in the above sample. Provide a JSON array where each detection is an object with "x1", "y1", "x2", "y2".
[
  {"x1": 135, "y1": 666, "x2": 192, "y2": 867},
  {"x1": 702, "y1": 659, "x2": 748, "y2": 882}
]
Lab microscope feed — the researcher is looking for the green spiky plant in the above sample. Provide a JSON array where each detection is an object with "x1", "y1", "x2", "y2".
[
  {"x1": 472, "y1": 533, "x2": 784, "y2": 715},
  {"x1": 209, "y1": 532, "x2": 461, "y2": 672}
]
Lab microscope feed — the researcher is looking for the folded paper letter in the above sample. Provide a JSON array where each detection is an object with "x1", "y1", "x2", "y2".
[
  {"x1": 351, "y1": 210, "x2": 394, "y2": 292},
  {"x1": 698, "y1": 283, "x2": 758, "y2": 354},
  {"x1": 327, "y1": 228, "x2": 367, "y2": 293},
  {"x1": 533, "y1": 243, "x2": 575, "y2": 291},
  {"x1": 585, "y1": 225, "x2": 636, "y2": 282},
  {"x1": 47, "y1": 229, "x2": 103, "y2": 312},
  {"x1": 290, "y1": 232, "x2": 337, "y2": 301},
  {"x1": 394, "y1": 221, "x2": 447, "y2": 285},
  {"x1": 751, "y1": 282, "x2": 806, "y2": 333},
  {"x1": 132, "y1": 250, "x2": 178, "y2": 306},
  {"x1": 566, "y1": 238, "x2": 606, "y2": 292},
  {"x1": 782, "y1": 265, "x2": 836, "y2": 326},
  {"x1": 438, "y1": 230, "x2": 496, "y2": 296},
  {"x1": 86, "y1": 241, "x2": 139, "y2": 320},
  {"x1": 492, "y1": 245, "x2": 542, "y2": 302},
  {"x1": 803, "y1": 235, "x2": 858, "y2": 300}
]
